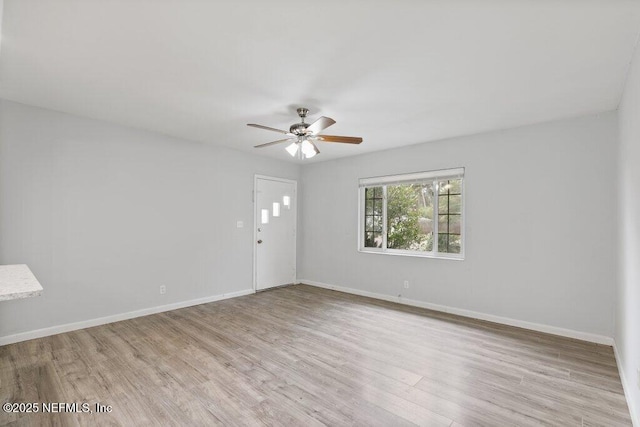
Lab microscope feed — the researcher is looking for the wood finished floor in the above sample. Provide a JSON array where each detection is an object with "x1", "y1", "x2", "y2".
[{"x1": 0, "y1": 285, "x2": 632, "y2": 426}]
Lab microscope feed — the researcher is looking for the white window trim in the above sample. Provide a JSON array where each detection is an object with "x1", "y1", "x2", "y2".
[
  {"x1": 357, "y1": 168, "x2": 465, "y2": 260},
  {"x1": 358, "y1": 167, "x2": 464, "y2": 186}
]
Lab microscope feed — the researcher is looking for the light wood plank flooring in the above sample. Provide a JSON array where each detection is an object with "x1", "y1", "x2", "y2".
[{"x1": 0, "y1": 285, "x2": 632, "y2": 426}]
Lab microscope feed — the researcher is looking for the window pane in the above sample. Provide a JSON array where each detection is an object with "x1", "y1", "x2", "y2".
[
  {"x1": 438, "y1": 180, "x2": 450, "y2": 195},
  {"x1": 373, "y1": 215, "x2": 383, "y2": 232},
  {"x1": 373, "y1": 199, "x2": 383, "y2": 216},
  {"x1": 448, "y1": 235, "x2": 461, "y2": 254},
  {"x1": 439, "y1": 233, "x2": 461, "y2": 254},
  {"x1": 386, "y1": 183, "x2": 433, "y2": 251},
  {"x1": 365, "y1": 232, "x2": 382, "y2": 248},
  {"x1": 365, "y1": 199, "x2": 373, "y2": 215},
  {"x1": 439, "y1": 179, "x2": 461, "y2": 194},
  {"x1": 438, "y1": 215, "x2": 449, "y2": 234},
  {"x1": 439, "y1": 233, "x2": 462, "y2": 254},
  {"x1": 373, "y1": 187, "x2": 383, "y2": 198},
  {"x1": 449, "y1": 214, "x2": 461, "y2": 234},
  {"x1": 438, "y1": 214, "x2": 461, "y2": 234},
  {"x1": 365, "y1": 216, "x2": 373, "y2": 232},
  {"x1": 448, "y1": 179, "x2": 462, "y2": 194},
  {"x1": 449, "y1": 195, "x2": 462, "y2": 214},
  {"x1": 365, "y1": 187, "x2": 375, "y2": 198},
  {"x1": 365, "y1": 232, "x2": 374, "y2": 247},
  {"x1": 438, "y1": 233, "x2": 448, "y2": 251},
  {"x1": 438, "y1": 195, "x2": 448, "y2": 214}
]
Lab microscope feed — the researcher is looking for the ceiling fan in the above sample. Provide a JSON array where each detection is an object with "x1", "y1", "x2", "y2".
[{"x1": 247, "y1": 108, "x2": 363, "y2": 159}]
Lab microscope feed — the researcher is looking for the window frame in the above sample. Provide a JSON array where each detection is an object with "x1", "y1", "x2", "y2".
[{"x1": 357, "y1": 168, "x2": 465, "y2": 260}]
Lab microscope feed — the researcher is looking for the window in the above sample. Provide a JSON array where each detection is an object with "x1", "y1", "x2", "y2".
[{"x1": 359, "y1": 168, "x2": 464, "y2": 259}]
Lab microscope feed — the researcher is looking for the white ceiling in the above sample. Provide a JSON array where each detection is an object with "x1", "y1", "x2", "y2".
[{"x1": 1, "y1": 0, "x2": 639, "y2": 163}]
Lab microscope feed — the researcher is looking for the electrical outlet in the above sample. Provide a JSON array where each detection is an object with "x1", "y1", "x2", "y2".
[
  {"x1": 160, "y1": 285, "x2": 166, "y2": 295},
  {"x1": 403, "y1": 280, "x2": 409, "y2": 289},
  {"x1": 637, "y1": 368, "x2": 640, "y2": 389}
]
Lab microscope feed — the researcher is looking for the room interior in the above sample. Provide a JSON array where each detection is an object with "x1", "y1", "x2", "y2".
[{"x1": 0, "y1": 0, "x2": 639, "y2": 425}]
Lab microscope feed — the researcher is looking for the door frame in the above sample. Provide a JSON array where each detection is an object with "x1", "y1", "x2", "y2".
[{"x1": 253, "y1": 174, "x2": 298, "y2": 292}]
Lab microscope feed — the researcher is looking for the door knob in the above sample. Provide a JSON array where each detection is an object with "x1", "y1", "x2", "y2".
[{"x1": 257, "y1": 239, "x2": 263, "y2": 244}]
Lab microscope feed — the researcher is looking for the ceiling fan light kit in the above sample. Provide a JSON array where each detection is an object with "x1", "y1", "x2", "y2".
[
  {"x1": 301, "y1": 139, "x2": 319, "y2": 157},
  {"x1": 247, "y1": 107, "x2": 363, "y2": 160},
  {"x1": 285, "y1": 141, "x2": 300, "y2": 157}
]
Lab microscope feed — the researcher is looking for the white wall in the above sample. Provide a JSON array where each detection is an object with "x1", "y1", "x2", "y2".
[
  {"x1": 0, "y1": 99, "x2": 300, "y2": 339},
  {"x1": 300, "y1": 113, "x2": 618, "y2": 339},
  {"x1": 617, "y1": 33, "x2": 640, "y2": 424}
]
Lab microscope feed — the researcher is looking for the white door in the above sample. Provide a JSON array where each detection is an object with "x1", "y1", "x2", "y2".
[{"x1": 254, "y1": 176, "x2": 296, "y2": 291}]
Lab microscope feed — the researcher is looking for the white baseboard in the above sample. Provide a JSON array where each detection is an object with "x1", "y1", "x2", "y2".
[
  {"x1": 613, "y1": 341, "x2": 639, "y2": 427},
  {"x1": 300, "y1": 280, "x2": 614, "y2": 346},
  {"x1": 0, "y1": 288, "x2": 254, "y2": 346}
]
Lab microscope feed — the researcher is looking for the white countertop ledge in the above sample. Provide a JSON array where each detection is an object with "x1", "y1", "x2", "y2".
[{"x1": 0, "y1": 264, "x2": 43, "y2": 301}]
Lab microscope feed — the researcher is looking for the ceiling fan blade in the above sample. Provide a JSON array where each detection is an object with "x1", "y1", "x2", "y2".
[
  {"x1": 254, "y1": 138, "x2": 295, "y2": 148},
  {"x1": 306, "y1": 116, "x2": 336, "y2": 134},
  {"x1": 316, "y1": 135, "x2": 363, "y2": 144},
  {"x1": 247, "y1": 123, "x2": 290, "y2": 135}
]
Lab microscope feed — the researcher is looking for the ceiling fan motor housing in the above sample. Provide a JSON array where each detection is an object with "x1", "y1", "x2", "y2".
[
  {"x1": 290, "y1": 122, "x2": 310, "y2": 135},
  {"x1": 290, "y1": 107, "x2": 311, "y2": 135}
]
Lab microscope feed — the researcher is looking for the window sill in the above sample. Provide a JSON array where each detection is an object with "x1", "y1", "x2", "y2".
[{"x1": 358, "y1": 248, "x2": 464, "y2": 261}]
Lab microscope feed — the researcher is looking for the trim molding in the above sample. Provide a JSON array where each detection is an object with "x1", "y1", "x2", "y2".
[
  {"x1": 613, "y1": 341, "x2": 639, "y2": 427},
  {"x1": 0, "y1": 288, "x2": 255, "y2": 346},
  {"x1": 300, "y1": 280, "x2": 614, "y2": 346}
]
